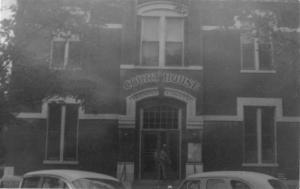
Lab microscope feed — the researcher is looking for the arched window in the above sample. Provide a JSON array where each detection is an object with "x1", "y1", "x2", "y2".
[
  {"x1": 143, "y1": 105, "x2": 179, "y2": 129},
  {"x1": 138, "y1": 1, "x2": 187, "y2": 67}
]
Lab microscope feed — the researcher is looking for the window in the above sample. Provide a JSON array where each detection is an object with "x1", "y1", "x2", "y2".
[
  {"x1": 21, "y1": 177, "x2": 43, "y2": 188},
  {"x1": 143, "y1": 105, "x2": 179, "y2": 129},
  {"x1": 180, "y1": 180, "x2": 201, "y2": 189},
  {"x1": 206, "y1": 179, "x2": 226, "y2": 189},
  {"x1": 42, "y1": 177, "x2": 69, "y2": 189},
  {"x1": 140, "y1": 16, "x2": 184, "y2": 67},
  {"x1": 244, "y1": 106, "x2": 275, "y2": 164},
  {"x1": 51, "y1": 34, "x2": 81, "y2": 69},
  {"x1": 241, "y1": 33, "x2": 273, "y2": 71},
  {"x1": 230, "y1": 180, "x2": 250, "y2": 189},
  {"x1": 268, "y1": 179, "x2": 288, "y2": 189},
  {"x1": 46, "y1": 103, "x2": 79, "y2": 162}
]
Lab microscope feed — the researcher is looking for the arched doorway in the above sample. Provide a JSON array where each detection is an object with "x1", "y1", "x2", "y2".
[{"x1": 137, "y1": 97, "x2": 186, "y2": 180}]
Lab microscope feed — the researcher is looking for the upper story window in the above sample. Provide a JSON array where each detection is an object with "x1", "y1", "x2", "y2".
[
  {"x1": 138, "y1": 2, "x2": 187, "y2": 67},
  {"x1": 51, "y1": 32, "x2": 81, "y2": 70},
  {"x1": 241, "y1": 33, "x2": 274, "y2": 72}
]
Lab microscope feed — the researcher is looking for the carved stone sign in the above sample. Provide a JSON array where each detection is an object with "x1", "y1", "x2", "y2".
[{"x1": 123, "y1": 71, "x2": 201, "y2": 91}]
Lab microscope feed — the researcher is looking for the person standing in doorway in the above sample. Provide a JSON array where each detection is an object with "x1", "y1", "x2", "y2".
[{"x1": 154, "y1": 144, "x2": 171, "y2": 180}]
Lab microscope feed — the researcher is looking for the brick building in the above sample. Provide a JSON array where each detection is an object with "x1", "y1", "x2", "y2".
[{"x1": 4, "y1": 0, "x2": 300, "y2": 185}]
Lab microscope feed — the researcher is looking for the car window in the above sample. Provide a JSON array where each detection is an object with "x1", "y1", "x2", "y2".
[
  {"x1": 21, "y1": 176, "x2": 43, "y2": 188},
  {"x1": 268, "y1": 179, "x2": 288, "y2": 189},
  {"x1": 88, "y1": 178, "x2": 125, "y2": 189},
  {"x1": 206, "y1": 179, "x2": 227, "y2": 189},
  {"x1": 179, "y1": 180, "x2": 201, "y2": 189},
  {"x1": 72, "y1": 178, "x2": 115, "y2": 189},
  {"x1": 41, "y1": 177, "x2": 69, "y2": 189},
  {"x1": 0, "y1": 176, "x2": 22, "y2": 188},
  {"x1": 230, "y1": 180, "x2": 251, "y2": 189}
]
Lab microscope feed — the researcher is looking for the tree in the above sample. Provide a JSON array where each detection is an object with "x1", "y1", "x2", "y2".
[
  {"x1": 8, "y1": 0, "x2": 124, "y2": 112},
  {"x1": 0, "y1": 5, "x2": 17, "y2": 164},
  {"x1": 235, "y1": 2, "x2": 300, "y2": 98}
]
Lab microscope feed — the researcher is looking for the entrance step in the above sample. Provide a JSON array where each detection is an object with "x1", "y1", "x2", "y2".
[{"x1": 132, "y1": 180, "x2": 181, "y2": 189}]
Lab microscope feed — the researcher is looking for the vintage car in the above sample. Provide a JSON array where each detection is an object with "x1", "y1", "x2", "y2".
[
  {"x1": 0, "y1": 175, "x2": 22, "y2": 188},
  {"x1": 18, "y1": 169, "x2": 125, "y2": 189},
  {"x1": 176, "y1": 171, "x2": 288, "y2": 189}
]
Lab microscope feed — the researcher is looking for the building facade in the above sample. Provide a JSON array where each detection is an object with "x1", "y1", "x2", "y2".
[{"x1": 4, "y1": 0, "x2": 300, "y2": 184}]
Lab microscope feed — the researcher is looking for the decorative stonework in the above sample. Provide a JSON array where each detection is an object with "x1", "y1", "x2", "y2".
[
  {"x1": 137, "y1": 1, "x2": 188, "y2": 16},
  {"x1": 16, "y1": 96, "x2": 300, "y2": 124},
  {"x1": 122, "y1": 71, "x2": 201, "y2": 91},
  {"x1": 120, "y1": 87, "x2": 204, "y2": 129}
]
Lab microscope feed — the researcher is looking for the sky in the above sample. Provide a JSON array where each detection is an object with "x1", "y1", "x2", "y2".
[{"x1": 0, "y1": 0, "x2": 16, "y2": 21}]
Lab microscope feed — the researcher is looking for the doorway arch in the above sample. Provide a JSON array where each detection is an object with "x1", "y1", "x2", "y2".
[{"x1": 137, "y1": 97, "x2": 186, "y2": 180}]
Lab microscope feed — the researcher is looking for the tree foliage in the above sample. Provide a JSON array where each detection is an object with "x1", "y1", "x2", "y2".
[
  {"x1": 235, "y1": 3, "x2": 300, "y2": 97},
  {"x1": 9, "y1": 0, "x2": 124, "y2": 112}
]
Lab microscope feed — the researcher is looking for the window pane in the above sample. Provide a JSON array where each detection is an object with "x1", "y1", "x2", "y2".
[
  {"x1": 268, "y1": 179, "x2": 288, "y2": 189},
  {"x1": 143, "y1": 106, "x2": 178, "y2": 129},
  {"x1": 244, "y1": 107, "x2": 258, "y2": 163},
  {"x1": 68, "y1": 41, "x2": 81, "y2": 68},
  {"x1": 230, "y1": 180, "x2": 250, "y2": 189},
  {"x1": 207, "y1": 179, "x2": 226, "y2": 189},
  {"x1": 259, "y1": 43, "x2": 272, "y2": 70},
  {"x1": 42, "y1": 177, "x2": 69, "y2": 188},
  {"x1": 64, "y1": 104, "x2": 79, "y2": 161},
  {"x1": 242, "y1": 43, "x2": 255, "y2": 70},
  {"x1": 166, "y1": 18, "x2": 183, "y2": 42},
  {"x1": 166, "y1": 42, "x2": 183, "y2": 66},
  {"x1": 261, "y1": 107, "x2": 275, "y2": 163},
  {"x1": 142, "y1": 41, "x2": 159, "y2": 66},
  {"x1": 244, "y1": 107, "x2": 257, "y2": 134},
  {"x1": 142, "y1": 17, "x2": 159, "y2": 41},
  {"x1": 188, "y1": 181, "x2": 201, "y2": 189},
  {"x1": 52, "y1": 41, "x2": 65, "y2": 68},
  {"x1": 21, "y1": 177, "x2": 42, "y2": 188},
  {"x1": 47, "y1": 103, "x2": 62, "y2": 160}
]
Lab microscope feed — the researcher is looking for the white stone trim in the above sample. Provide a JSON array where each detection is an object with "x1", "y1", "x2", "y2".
[
  {"x1": 16, "y1": 112, "x2": 46, "y2": 119},
  {"x1": 203, "y1": 97, "x2": 300, "y2": 123},
  {"x1": 164, "y1": 87, "x2": 203, "y2": 129},
  {"x1": 15, "y1": 97, "x2": 300, "y2": 124},
  {"x1": 43, "y1": 160, "x2": 79, "y2": 165},
  {"x1": 199, "y1": 0, "x2": 296, "y2": 2},
  {"x1": 137, "y1": 1, "x2": 188, "y2": 16},
  {"x1": 15, "y1": 96, "x2": 121, "y2": 121},
  {"x1": 120, "y1": 87, "x2": 203, "y2": 129},
  {"x1": 242, "y1": 163, "x2": 279, "y2": 167},
  {"x1": 79, "y1": 114, "x2": 119, "y2": 120},
  {"x1": 120, "y1": 64, "x2": 203, "y2": 70},
  {"x1": 203, "y1": 115, "x2": 240, "y2": 122},
  {"x1": 240, "y1": 70, "x2": 276, "y2": 74},
  {"x1": 103, "y1": 23, "x2": 122, "y2": 29},
  {"x1": 201, "y1": 25, "x2": 300, "y2": 33}
]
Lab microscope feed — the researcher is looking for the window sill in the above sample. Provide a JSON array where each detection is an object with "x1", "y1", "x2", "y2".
[
  {"x1": 240, "y1": 70, "x2": 276, "y2": 74},
  {"x1": 50, "y1": 67, "x2": 82, "y2": 71},
  {"x1": 242, "y1": 163, "x2": 279, "y2": 167},
  {"x1": 43, "y1": 160, "x2": 79, "y2": 165},
  {"x1": 120, "y1": 64, "x2": 203, "y2": 70}
]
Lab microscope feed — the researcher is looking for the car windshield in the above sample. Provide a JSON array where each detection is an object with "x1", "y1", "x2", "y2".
[
  {"x1": 72, "y1": 178, "x2": 124, "y2": 189},
  {"x1": 268, "y1": 179, "x2": 288, "y2": 189}
]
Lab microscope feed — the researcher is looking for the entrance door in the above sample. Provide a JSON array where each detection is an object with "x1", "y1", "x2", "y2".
[{"x1": 139, "y1": 104, "x2": 181, "y2": 180}]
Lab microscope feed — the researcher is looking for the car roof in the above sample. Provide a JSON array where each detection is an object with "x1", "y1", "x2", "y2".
[
  {"x1": 187, "y1": 171, "x2": 277, "y2": 188},
  {"x1": 23, "y1": 169, "x2": 120, "y2": 182},
  {"x1": 188, "y1": 171, "x2": 275, "y2": 179}
]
